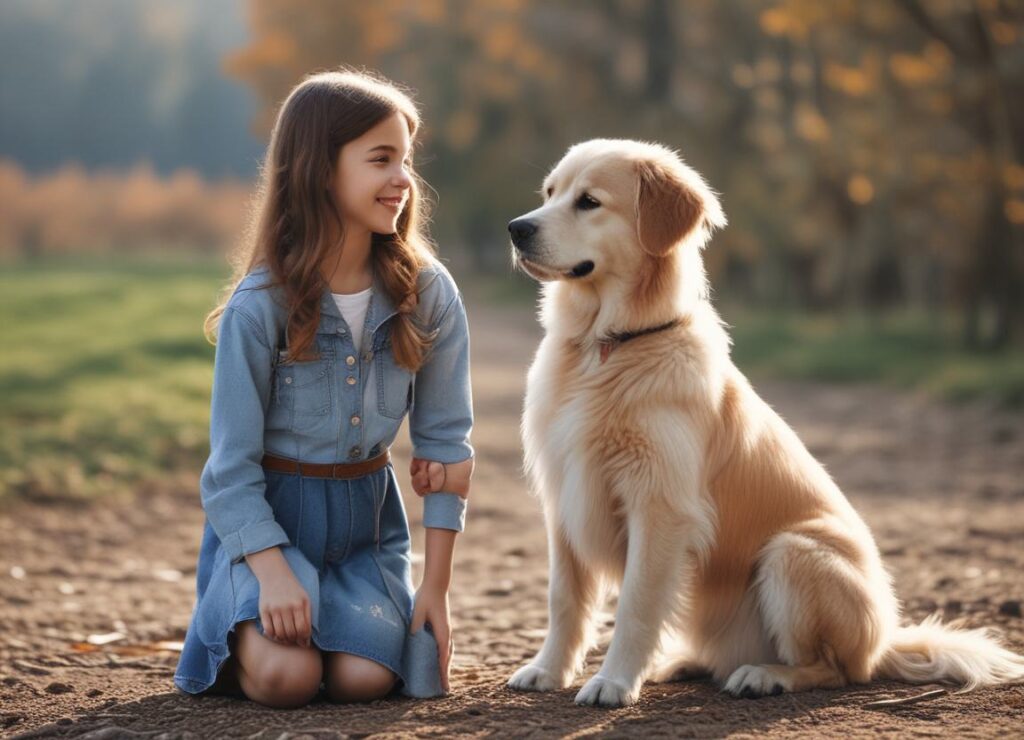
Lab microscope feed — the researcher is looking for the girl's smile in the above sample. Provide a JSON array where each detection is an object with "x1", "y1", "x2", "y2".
[{"x1": 377, "y1": 195, "x2": 406, "y2": 210}]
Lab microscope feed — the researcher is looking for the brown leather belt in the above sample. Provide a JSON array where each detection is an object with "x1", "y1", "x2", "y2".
[{"x1": 261, "y1": 449, "x2": 390, "y2": 479}]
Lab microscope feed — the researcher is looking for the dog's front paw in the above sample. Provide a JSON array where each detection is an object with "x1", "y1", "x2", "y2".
[
  {"x1": 507, "y1": 663, "x2": 569, "y2": 692},
  {"x1": 574, "y1": 674, "x2": 639, "y2": 707}
]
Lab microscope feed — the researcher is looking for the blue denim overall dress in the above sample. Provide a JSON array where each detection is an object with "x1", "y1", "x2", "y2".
[{"x1": 173, "y1": 259, "x2": 473, "y2": 699}]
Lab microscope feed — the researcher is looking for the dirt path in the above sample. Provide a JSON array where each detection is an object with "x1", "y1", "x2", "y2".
[{"x1": 3, "y1": 298, "x2": 1023, "y2": 738}]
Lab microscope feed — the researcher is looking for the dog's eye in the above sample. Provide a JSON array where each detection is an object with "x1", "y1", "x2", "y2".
[{"x1": 575, "y1": 193, "x2": 600, "y2": 211}]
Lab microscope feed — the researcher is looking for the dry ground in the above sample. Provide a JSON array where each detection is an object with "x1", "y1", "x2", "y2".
[{"x1": 2, "y1": 298, "x2": 1023, "y2": 738}]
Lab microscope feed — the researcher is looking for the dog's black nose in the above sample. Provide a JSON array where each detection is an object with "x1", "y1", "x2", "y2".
[{"x1": 508, "y1": 218, "x2": 538, "y2": 249}]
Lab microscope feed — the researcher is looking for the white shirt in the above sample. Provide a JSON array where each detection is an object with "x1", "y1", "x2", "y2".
[{"x1": 331, "y1": 286, "x2": 372, "y2": 354}]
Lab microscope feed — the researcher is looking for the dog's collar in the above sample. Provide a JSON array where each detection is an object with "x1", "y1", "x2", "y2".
[{"x1": 597, "y1": 318, "x2": 683, "y2": 364}]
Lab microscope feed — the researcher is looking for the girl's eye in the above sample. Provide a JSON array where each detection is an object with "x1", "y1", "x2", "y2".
[
  {"x1": 372, "y1": 157, "x2": 412, "y2": 168},
  {"x1": 575, "y1": 193, "x2": 600, "y2": 210}
]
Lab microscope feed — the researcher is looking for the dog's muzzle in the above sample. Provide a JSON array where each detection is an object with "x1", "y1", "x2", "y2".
[
  {"x1": 508, "y1": 218, "x2": 538, "y2": 253},
  {"x1": 508, "y1": 217, "x2": 594, "y2": 280}
]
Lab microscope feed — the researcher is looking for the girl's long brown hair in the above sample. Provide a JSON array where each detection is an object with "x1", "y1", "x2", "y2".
[{"x1": 204, "y1": 68, "x2": 436, "y2": 371}]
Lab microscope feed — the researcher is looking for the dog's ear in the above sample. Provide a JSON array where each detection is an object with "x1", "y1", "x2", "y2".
[{"x1": 635, "y1": 159, "x2": 704, "y2": 256}]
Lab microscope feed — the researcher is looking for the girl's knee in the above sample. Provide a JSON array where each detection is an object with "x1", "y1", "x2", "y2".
[
  {"x1": 324, "y1": 653, "x2": 397, "y2": 703},
  {"x1": 239, "y1": 650, "x2": 323, "y2": 709}
]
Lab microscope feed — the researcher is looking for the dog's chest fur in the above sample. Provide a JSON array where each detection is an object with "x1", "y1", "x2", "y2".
[{"x1": 520, "y1": 335, "x2": 638, "y2": 573}]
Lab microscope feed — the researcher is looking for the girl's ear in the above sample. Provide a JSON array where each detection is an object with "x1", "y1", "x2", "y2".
[{"x1": 635, "y1": 160, "x2": 704, "y2": 256}]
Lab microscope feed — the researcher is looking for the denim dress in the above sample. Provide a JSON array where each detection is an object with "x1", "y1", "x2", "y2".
[{"x1": 173, "y1": 259, "x2": 473, "y2": 699}]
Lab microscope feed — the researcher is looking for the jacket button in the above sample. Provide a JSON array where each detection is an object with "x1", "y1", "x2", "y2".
[
  {"x1": 346, "y1": 376, "x2": 356, "y2": 385},
  {"x1": 346, "y1": 355, "x2": 356, "y2": 366},
  {"x1": 350, "y1": 415, "x2": 361, "y2": 426},
  {"x1": 349, "y1": 446, "x2": 361, "y2": 458},
  {"x1": 284, "y1": 376, "x2": 292, "y2": 384}
]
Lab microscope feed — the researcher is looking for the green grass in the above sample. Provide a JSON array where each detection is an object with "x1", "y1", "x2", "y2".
[
  {"x1": 1, "y1": 253, "x2": 230, "y2": 504},
  {"x1": 721, "y1": 308, "x2": 1024, "y2": 407},
  {"x1": 3, "y1": 255, "x2": 1022, "y2": 505}
]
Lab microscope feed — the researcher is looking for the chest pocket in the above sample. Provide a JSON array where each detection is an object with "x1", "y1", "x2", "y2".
[
  {"x1": 272, "y1": 341, "x2": 334, "y2": 432},
  {"x1": 375, "y1": 334, "x2": 413, "y2": 420}
]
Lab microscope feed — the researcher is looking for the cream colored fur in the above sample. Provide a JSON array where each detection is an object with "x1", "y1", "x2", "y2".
[{"x1": 505, "y1": 138, "x2": 1024, "y2": 707}]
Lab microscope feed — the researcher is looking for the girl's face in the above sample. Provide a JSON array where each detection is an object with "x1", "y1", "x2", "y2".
[{"x1": 331, "y1": 111, "x2": 413, "y2": 237}]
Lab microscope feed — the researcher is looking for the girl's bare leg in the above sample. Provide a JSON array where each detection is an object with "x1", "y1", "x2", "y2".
[
  {"x1": 322, "y1": 652, "x2": 397, "y2": 702},
  {"x1": 231, "y1": 619, "x2": 323, "y2": 708}
]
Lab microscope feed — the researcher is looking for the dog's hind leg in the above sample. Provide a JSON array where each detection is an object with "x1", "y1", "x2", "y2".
[
  {"x1": 508, "y1": 524, "x2": 602, "y2": 692},
  {"x1": 649, "y1": 655, "x2": 711, "y2": 683},
  {"x1": 723, "y1": 528, "x2": 889, "y2": 698},
  {"x1": 648, "y1": 627, "x2": 710, "y2": 683}
]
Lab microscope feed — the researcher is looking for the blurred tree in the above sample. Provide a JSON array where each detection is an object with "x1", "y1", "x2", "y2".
[
  {"x1": 757, "y1": 0, "x2": 1023, "y2": 346},
  {"x1": 895, "y1": 0, "x2": 1023, "y2": 348},
  {"x1": 225, "y1": 0, "x2": 1024, "y2": 346},
  {"x1": 0, "y1": 0, "x2": 264, "y2": 178}
]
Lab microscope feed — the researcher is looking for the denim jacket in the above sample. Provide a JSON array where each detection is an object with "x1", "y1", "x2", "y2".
[{"x1": 199, "y1": 258, "x2": 474, "y2": 565}]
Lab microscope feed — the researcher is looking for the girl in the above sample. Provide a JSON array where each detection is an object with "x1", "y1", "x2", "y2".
[{"x1": 173, "y1": 69, "x2": 474, "y2": 708}]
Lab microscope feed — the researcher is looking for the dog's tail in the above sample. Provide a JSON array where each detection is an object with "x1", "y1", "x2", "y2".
[{"x1": 873, "y1": 614, "x2": 1024, "y2": 690}]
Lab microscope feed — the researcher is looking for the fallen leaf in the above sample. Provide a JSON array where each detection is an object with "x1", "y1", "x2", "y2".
[
  {"x1": 70, "y1": 639, "x2": 184, "y2": 656},
  {"x1": 87, "y1": 632, "x2": 125, "y2": 646}
]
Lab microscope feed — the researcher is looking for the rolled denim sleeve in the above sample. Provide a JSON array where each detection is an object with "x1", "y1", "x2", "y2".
[
  {"x1": 422, "y1": 493, "x2": 468, "y2": 532},
  {"x1": 199, "y1": 305, "x2": 290, "y2": 563},
  {"x1": 411, "y1": 292, "x2": 474, "y2": 532}
]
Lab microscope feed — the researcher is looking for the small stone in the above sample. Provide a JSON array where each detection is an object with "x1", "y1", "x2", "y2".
[
  {"x1": 977, "y1": 484, "x2": 1002, "y2": 501},
  {"x1": 46, "y1": 681, "x2": 74, "y2": 694},
  {"x1": 80, "y1": 730, "x2": 134, "y2": 740},
  {"x1": 999, "y1": 600, "x2": 1022, "y2": 618},
  {"x1": 991, "y1": 426, "x2": 1015, "y2": 445},
  {"x1": 86, "y1": 688, "x2": 104, "y2": 697},
  {"x1": 57, "y1": 717, "x2": 74, "y2": 725}
]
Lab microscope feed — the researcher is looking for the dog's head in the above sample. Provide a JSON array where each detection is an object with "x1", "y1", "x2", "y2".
[{"x1": 508, "y1": 139, "x2": 725, "y2": 285}]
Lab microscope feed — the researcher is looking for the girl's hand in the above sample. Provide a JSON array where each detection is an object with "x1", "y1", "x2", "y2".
[
  {"x1": 409, "y1": 456, "x2": 474, "y2": 499},
  {"x1": 246, "y1": 548, "x2": 312, "y2": 647},
  {"x1": 410, "y1": 582, "x2": 453, "y2": 692}
]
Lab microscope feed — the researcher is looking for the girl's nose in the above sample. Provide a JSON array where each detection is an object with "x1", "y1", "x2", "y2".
[{"x1": 392, "y1": 169, "x2": 412, "y2": 189}]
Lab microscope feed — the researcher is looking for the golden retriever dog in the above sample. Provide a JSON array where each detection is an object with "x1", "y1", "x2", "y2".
[{"x1": 505, "y1": 138, "x2": 1024, "y2": 707}]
